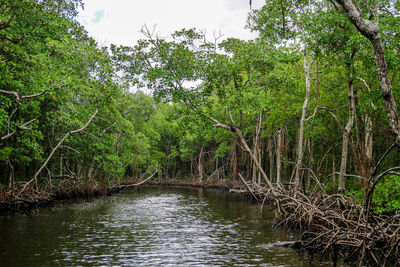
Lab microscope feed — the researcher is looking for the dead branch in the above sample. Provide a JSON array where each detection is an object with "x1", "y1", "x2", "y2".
[
  {"x1": 238, "y1": 172, "x2": 259, "y2": 201},
  {"x1": 118, "y1": 171, "x2": 156, "y2": 189},
  {"x1": 18, "y1": 110, "x2": 98, "y2": 195},
  {"x1": 0, "y1": 89, "x2": 48, "y2": 105},
  {"x1": 1, "y1": 118, "x2": 37, "y2": 141},
  {"x1": 300, "y1": 167, "x2": 326, "y2": 193}
]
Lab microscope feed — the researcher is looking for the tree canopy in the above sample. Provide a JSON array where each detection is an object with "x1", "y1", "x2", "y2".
[{"x1": 1, "y1": 0, "x2": 400, "y2": 216}]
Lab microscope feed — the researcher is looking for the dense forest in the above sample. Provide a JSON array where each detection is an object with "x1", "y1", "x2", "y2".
[{"x1": 1, "y1": 0, "x2": 400, "y2": 264}]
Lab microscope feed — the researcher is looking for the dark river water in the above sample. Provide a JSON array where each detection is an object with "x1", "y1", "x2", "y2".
[{"x1": 0, "y1": 186, "x2": 338, "y2": 266}]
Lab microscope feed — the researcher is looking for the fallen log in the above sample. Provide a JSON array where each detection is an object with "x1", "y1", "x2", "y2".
[{"x1": 117, "y1": 171, "x2": 157, "y2": 190}]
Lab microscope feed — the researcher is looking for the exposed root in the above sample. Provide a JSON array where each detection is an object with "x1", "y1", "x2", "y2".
[
  {"x1": 239, "y1": 182, "x2": 400, "y2": 265},
  {"x1": 0, "y1": 175, "x2": 155, "y2": 214}
]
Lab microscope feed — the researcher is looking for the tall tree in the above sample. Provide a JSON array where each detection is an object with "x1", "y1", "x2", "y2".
[{"x1": 334, "y1": 0, "x2": 400, "y2": 146}]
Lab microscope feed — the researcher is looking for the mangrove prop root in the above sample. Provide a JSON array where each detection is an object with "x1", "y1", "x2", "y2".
[{"x1": 243, "y1": 183, "x2": 400, "y2": 265}]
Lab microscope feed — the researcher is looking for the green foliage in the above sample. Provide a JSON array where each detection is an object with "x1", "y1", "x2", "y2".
[
  {"x1": 1, "y1": 0, "x2": 400, "y2": 217},
  {"x1": 346, "y1": 175, "x2": 400, "y2": 215},
  {"x1": 372, "y1": 176, "x2": 400, "y2": 214}
]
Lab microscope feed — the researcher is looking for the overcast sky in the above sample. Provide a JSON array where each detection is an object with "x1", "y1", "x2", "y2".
[{"x1": 77, "y1": 0, "x2": 264, "y2": 47}]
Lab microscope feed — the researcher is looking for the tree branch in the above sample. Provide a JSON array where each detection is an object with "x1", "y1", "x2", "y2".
[
  {"x1": 334, "y1": 0, "x2": 379, "y2": 39},
  {"x1": 21, "y1": 89, "x2": 48, "y2": 100},
  {"x1": 0, "y1": 34, "x2": 22, "y2": 44},
  {"x1": 0, "y1": 6, "x2": 17, "y2": 30},
  {"x1": 18, "y1": 110, "x2": 98, "y2": 195},
  {"x1": 0, "y1": 89, "x2": 48, "y2": 104},
  {"x1": 1, "y1": 118, "x2": 37, "y2": 141}
]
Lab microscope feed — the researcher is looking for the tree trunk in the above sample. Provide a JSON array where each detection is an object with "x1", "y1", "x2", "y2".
[
  {"x1": 267, "y1": 133, "x2": 274, "y2": 182},
  {"x1": 59, "y1": 154, "x2": 63, "y2": 176},
  {"x1": 316, "y1": 61, "x2": 320, "y2": 102},
  {"x1": 307, "y1": 138, "x2": 313, "y2": 192},
  {"x1": 276, "y1": 127, "x2": 282, "y2": 186},
  {"x1": 282, "y1": 126, "x2": 289, "y2": 178},
  {"x1": 338, "y1": 63, "x2": 355, "y2": 193},
  {"x1": 197, "y1": 109, "x2": 275, "y2": 193},
  {"x1": 88, "y1": 162, "x2": 94, "y2": 180},
  {"x1": 8, "y1": 160, "x2": 14, "y2": 193},
  {"x1": 360, "y1": 113, "x2": 373, "y2": 189},
  {"x1": 252, "y1": 112, "x2": 263, "y2": 185},
  {"x1": 231, "y1": 139, "x2": 238, "y2": 178},
  {"x1": 336, "y1": 0, "x2": 400, "y2": 146},
  {"x1": 19, "y1": 110, "x2": 98, "y2": 194},
  {"x1": 198, "y1": 146, "x2": 205, "y2": 183},
  {"x1": 332, "y1": 155, "x2": 336, "y2": 184},
  {"x1": 258, "y1": 133, "x2": 263, "y2": 185},
  {"x1": 294, "y1": 54, "x2": 313, "y2": 191},
  {"x1": 234, "y1": 126, "x2": 275, "y2": 194}
]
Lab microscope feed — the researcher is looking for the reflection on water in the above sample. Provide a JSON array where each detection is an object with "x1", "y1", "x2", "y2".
[{"x1": 0, "y1": 186, "x2": 337, "y2": 266}]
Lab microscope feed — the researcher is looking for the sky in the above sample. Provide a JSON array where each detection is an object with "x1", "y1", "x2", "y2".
[{"x1": 77, "y1": 0, "x2": 264, "y2": 47}]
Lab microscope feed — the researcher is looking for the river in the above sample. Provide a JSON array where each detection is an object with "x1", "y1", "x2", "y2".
[{"x1": 0, "y1": 186, "x2": 338, "y2": 266}]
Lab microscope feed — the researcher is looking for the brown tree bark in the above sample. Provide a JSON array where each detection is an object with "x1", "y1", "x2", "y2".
[
  {"x1": 198, "y1": 146, "x2": 205, "y2": 183},
  {"x1": 231, "y1": 139, "x2": 238, "y2": 178},
  {"x1": 8, "y1": 160, "x2": 14, "y2": 193}
]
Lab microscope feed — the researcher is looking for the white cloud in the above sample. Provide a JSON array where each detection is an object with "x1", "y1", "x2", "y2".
[{"x1": 77, "y1": 0, "x2": 264, "y2": 47}]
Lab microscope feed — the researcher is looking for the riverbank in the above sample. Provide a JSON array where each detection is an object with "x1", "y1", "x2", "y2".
[
  {"x1": 0, "y1": 177, "x2": 242, "y2": 214},
  {"x1": 1, "y1": 177, "x2": 399, "y2": 265},
  {"x1": 149, "y1": 179, "x2": 400, "y2": 265},
  {"x1": 0, "y1": 177, "x2": 154, "y2": 214},
  {"x1": 0, "y1": 185, "x2": 322, "y2": 266}
]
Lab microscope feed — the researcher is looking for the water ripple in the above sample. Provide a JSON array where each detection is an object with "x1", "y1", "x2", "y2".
[{"x1": 0, "y1": 187, "x2": 336, "y2": 266}]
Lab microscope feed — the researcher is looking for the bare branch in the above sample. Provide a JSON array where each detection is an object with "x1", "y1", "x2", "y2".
[
  {"x1": 59, "y1": 145, "x2": 80, "y2": 154},
  {"x1": 356, "y1": 77, "x2": 371, "y2": 91},
  {"x1": 18, "y1": 110, "x2": 98, "y2": 195},
  {"x1": 305, "y1": 105, "x2": 320, "y2": 121},
  {"x1": 1, "y1": 118, "x2": 37, "y2": 141},
  {"x1": 0, "y1": 89, "x2": 20, "y2": 103},
  {"x1": 7, "y1": 108, "x2": 18, "y2": 134},
  {"x1": 356, "y1": 77, "x2": 376, "y2": 110},
  {"x1": 327, "y1": 172, "x2": 362, "y2": 179},
  {"x1": 310, "y1": 61, "x2": 336, "y2": 75},
  {"x1": 319, "y1": 106, "x2": 345, "y2": 131},
  {"x1": 70, "y1": 110, "x2": 98, "y2": 134},
  {"x1": 140, "y1": 24, "x2": 157, "y2": 39},
  {"x1": 0, "y1": 88, "x2": 48, "y2": 104},
  {"x1": 228, "y1": 110, "x2": 238, "y2": 127},
  {"x1": 119, "y1": 171, "x2": 157, "y2": 189},
  {"x1": 21, "y1": 89, "x2": 48, "y2": 99},
  {"x1": 300, "y1": 167, "x2": 326, "y2": 193},
  {"x1": 238, "y1": 172, "x2": 260, "y2": 201},
  {"x1": 100, "y1": 121, "x2": 117, "y2": 136},
  {"x1": 371, "y1": 143, "x2": 398, "y2": 179}
]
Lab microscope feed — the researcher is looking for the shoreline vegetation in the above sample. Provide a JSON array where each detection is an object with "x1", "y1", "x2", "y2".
[
  {"x1": 1, "y1": 1, "x2": 400, "y2": 266},
  {"x1": 1, "y1": 175, "x2": 399, "y2": 265}
]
